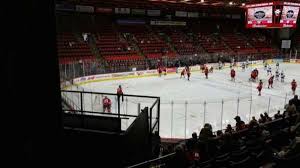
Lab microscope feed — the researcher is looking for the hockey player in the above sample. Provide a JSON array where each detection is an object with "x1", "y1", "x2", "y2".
[
  {"x1": 275, "y1": 69, "x2": 280, "y2": 81},
  {"x1": 280, "y1": 70, "x2": 285, "y2": 83},
  {"x1": 218, "y1": 61, "x2": 223, "y2": 70},
  {"x1": 186, "y1": 66, "x2": 191, "y2": 81},
  {"x1": 163, "y1": 67, "x2": 167, "y2": 76},
  {"x1": 200, "y1": 64, "x2": 205, "y2": 73},
  {"x1": 257, "y1": 80, "x2": 263, "y2": 96},
  {"x1": 158, "y1": 67, "x2": 162, "y2": 77},
  {"x1": 291, "y1": 79, "x2": 297, "y2": 95},
  {"x1": 204, "y1": 66, "x2": 209, "y2": 79},
  {"x1": 246, "y1": 60, "x2": 249, "y2": 68},
  {"x1": 117, "y1": 85, "x2": 124, "y2": 102},
  {"x1": 268, "y1": 75, "x2": 274, "y2": 89},
  {"x1": 267, "y1": 66, "x2": 272, "y2": 75},
  {"x1": 241, "y1": 62, "x2": 246, "y2": 71},
  {"x1": 264, "y1": 61, "x2": 268, "y2": 70},
  {"x1": 103, "y1": 96, "x2": 112, "y2": 113},
  {"x1": 180, "y1": 68, "x2": 186, "y2": 78},
  {"x1": 276, "y1": 62, "x2": 279, "y2": 70},
  {"x1": 209, "y1": 66, "x2": 214, "y2": 73},
  {"x1": 230, "y1": 69, "x2": 236, "y2": 82}
]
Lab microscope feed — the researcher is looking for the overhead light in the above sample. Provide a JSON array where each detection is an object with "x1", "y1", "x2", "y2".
[
  {"x1": 229, "y1": 2, "x2": 233, "y2": 5},
  {"x1": 201, "y1": 0, "x2": 205, "y2": 3},
  {"x1": 242, "y1": 3, "x2": 245, "y2": 6}
]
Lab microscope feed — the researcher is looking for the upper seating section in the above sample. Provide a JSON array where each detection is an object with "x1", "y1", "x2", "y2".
[
  {"x1": 221, "y1": 33, "x2": 257, "y2": 54},
  {"x1": 120, "y1": 25, "x2": 174, "y2": 59},
  {"x1": 95, "y1": 24, "x2": 141, "y2": 61},
  {"x1": 245, "y1": 31, "x2": 277, "y2": 54},
  {"x1": 57, "y1": 32, "x2": 94, "y2": 64},
  {"x1": 165, "y1": 27, "x2": 202, "y2": 56}
]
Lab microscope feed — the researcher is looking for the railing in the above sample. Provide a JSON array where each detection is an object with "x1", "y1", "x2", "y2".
[
  {"x1": 61, "y1": 89, "x2": 160, "y2": 132},
  {"x1": 126, "y1": 152, "x2": 176, "y2": 168},
  {"x1": 159, "y1": 93, "x2": 290, "y2": 139}
]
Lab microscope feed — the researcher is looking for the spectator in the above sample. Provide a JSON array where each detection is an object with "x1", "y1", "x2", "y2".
[
  {"x1": 249, "y1": 116, "x2": 259, "y2": 128},
  {"x1": 225, "y1": 124, "x2": 233, "y2": 134},
  {"x1": 285, "y1": 100, "x2": 297, "y2": 117},
  {"x1": 152, "y1": 131, "x2": 161, "y2": 158},
  {"x1": 259, "y1": 113, "x2": 267, "y2": 124},
  {"x1": 290, "y1": 95, "x2": 300, "y2": 111},
  {"x1": 274, "y1": 110, "x2": 283, "y2": 119},
  {"x1": 234, "y1": 116, "x2": 246, "y2": 131},
  {"x1": 199, "y1": 123, "x2": 214, "y2": 141},
  {"x1": 186, "y1": 132, "x2": 198, "y2": 151},
  {"x1": 264, "y1": 112, "x2": 272, "y2": 122},
  {"x1": 216, "y1": 130, "x2": 223, "y2": 137},
  {"x1": 277, "y1": 136, "x2": 300, "y2": 158},
  {"x1": 82, "y1": 33, "x2": 88, "y2": 42},
  {"x1": 102, "y1": 96, "x2": 111, "y2": 113}
]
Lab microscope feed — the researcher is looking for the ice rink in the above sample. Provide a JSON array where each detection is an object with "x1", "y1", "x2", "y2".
[{"x1": 66, "y1": 63, "x2": 300, "y2": 139}]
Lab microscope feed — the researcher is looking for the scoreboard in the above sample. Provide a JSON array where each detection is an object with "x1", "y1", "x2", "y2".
[{"x1": 246, "y1": 2, "x2": 300, "y2": 28}]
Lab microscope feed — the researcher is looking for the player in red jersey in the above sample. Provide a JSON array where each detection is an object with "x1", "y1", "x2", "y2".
[
  {"x1": 204, "y1": 67, "x2": 209, "y2": 79},
  {"x1": 180, "y1": 68, "x2": 186, "y2": 78},
  {"x1": 230, "y1": 69, "x2": 236, "y2": 82},
  {"x1": 117, "y1": 85, "x2": 124, "y2": 102},
  {"x1": 158, "y1": 67, "x2": 162, "y2": 77},
  {"x1": 257, "y1": 80, "x2": 263, "y2": 96},
  {"x1": 291, "y1": 79, "x2": 297, "y2": 95},
  {"x1": 186, "y1": 66, "x2": 191, "y2": 81},
  {"x1": 163, "y1": 67, "x2": 167, "y2": 76},
  {"x1": 103, "y1": 96, "x2": 112, "y2": 113},
  {"x1": 200, "y1": 64, "x2": 205, "y2": 73},
  {"x1": 268, "y1": 75, "x2": 274, "y2": 89}
]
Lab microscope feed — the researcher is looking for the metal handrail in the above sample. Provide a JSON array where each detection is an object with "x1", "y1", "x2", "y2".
[{"x1": 126, "y1": 152, "x2": 176, "y2": 168}]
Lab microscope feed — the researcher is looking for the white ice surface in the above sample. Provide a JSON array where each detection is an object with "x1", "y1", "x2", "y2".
[{"x1": 67, "y1": 63, "x2": 300, "y2": 139}]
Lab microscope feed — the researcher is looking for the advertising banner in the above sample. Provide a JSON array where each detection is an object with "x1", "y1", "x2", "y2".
[
  {"x1": 115, "y1": 8, "x2": 130, "y2": 14},
  {"x1": 188, "y1": 12, "x2": 199, "y2": 18},
  {"x1": 95, "y1": 7, "x2": 112, "y2": 13},
  {"x1": 76, "y1": 5, "x2": 94, "y2": 13},
  {"x1": 150, "y1": 20, "x2": 186, "y2": 26},
  {"x1": 175, "y1": 11, "x2": 187, "y2": 17},
  {"x1": 147, "y1": 10, "x2": 161, "y2": 16},
  {"x1": 56, "y1": 4, "x2": 75, "y2": 11},
  {"x1": 132, "y1": 9, "x2": 145, "y2": 15}
]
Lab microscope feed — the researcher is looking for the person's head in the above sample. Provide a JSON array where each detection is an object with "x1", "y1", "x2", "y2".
[
  {"x1": 104, "y1": 96, "x2": 107, "y2": 99},
  {"x1": 119, "y1": 85, "x2": 121, "y2": 88},
  {"x1": 260, "y1": 114, "x2": 264, "y2": 118},
  {"x1": 252, "y1": 116, "x2": 256, "y2": 120},
  {"x1": 234, "y1": 116, "x2": 241, "y2": 122},
  {"x1": 293, "y1": 79, "x2": 296, "y2": 82},
  {"x1": 289, "y1": 100, "x2": 293, "y2": 105},
  {"x1": 277, "y1": 110, "x2": 280, "y2": 114},
  {"x1": 294, "y1": 95, "x2": 298, "y2": 100},
  {"x1": 226, "y1": 124, "x2": 232, "y2": 129},
  {"x1": 217, "y1": 130, "x2": 223, "y2": 136},
  {"x1": 264, "y1": 112, "x2": 269, "y2": 118},
  {"x1": 192, "y1": 132, "x2": 197, "y2": 139}
]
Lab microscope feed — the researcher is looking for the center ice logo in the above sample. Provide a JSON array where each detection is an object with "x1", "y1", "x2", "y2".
[
  {"x1": 254, "y1": 11, "x2": 265, "y2": 19},
  {"x1": 286, "y1": 10, "x2": 294, "y2": 18}
]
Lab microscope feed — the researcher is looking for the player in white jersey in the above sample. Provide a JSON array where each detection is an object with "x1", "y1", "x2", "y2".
[
  {"x1": 241, "y1": 62, "x2": 246, "y2": 71},
  {"x1": 246, "y1": 60, "x2": 249, "y2": 68},
  {"x1": 280, "y1": 70, "x2": 285, "y2": 83},
  {"x1": 267, "y1": 66, "x2": 272, "y2": 75},
  {"x1": 275, "y1": 69, "x2": 280, "y2": 81},
  {"x1": 264, "y1": 62, "x2": 268, "y2": 70},
  {"x1": 276, "y1": 62, "x2": 279, "y2": 70}
]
